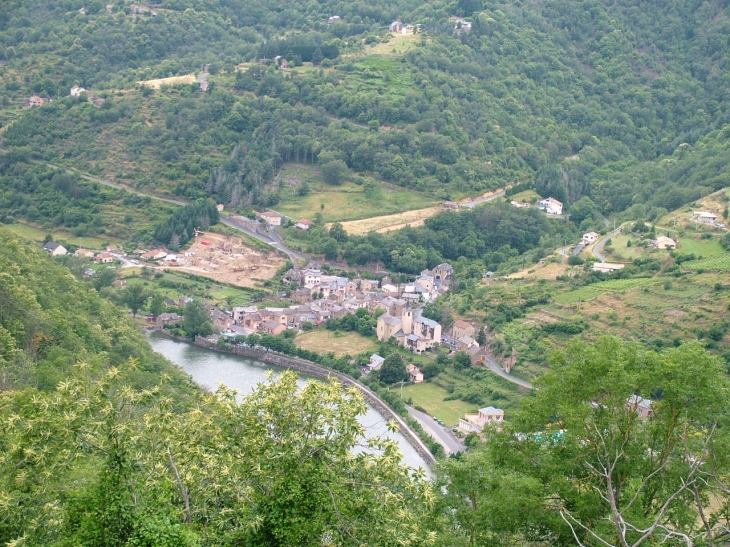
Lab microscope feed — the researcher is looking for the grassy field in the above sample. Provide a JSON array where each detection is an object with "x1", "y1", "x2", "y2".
[
  {"x1": 294, "y1": 330, "x2": 378, "y2": 357},
  {"x1": 677, "y1": 236, "x2": 725, "y2": 256},
  {"x1": 6, "y1": 222, "x2": 110, "y2": 249},
  {"x1": 508, "y1": 190, "x2": 541, "y2": 203},
  {"x1": 138, "y1": 75, "x2": 197, "y2": 89},
  {"x1": 399, "y1": 383, "x2": 477, "y2": 426},
  {"x1": 275, "y1": 163, "x2": 435, "y2": 222},
  {"x1": 554, "y1": 277, "x2": 661, "y2": 304}
]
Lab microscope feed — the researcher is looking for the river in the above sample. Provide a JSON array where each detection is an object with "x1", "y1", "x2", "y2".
[{"x1": 146, "y1": 331, "x2": 431, "y2": 473}]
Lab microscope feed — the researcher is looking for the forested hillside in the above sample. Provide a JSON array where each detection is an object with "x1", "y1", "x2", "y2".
[{"x1": 1, "y1": 0, "x2": 729, "y2": 225}]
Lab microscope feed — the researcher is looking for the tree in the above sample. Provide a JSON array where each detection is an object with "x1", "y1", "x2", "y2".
[
  {"x1": 329, "y1": 222, "x2": 348, "y2": 242},
  {"x1": 476, "y1": 327, "x2": 486, "y2": 346},
  {"x1": 148, "y1": 293, "x2": 165, "y2": 317},
  {"x1": 453, "y1": 351, "x2": 471, "y2": 370},
  {"x1": 437, "y1": 337, "x2": 730, "y2": 546},
  {"x1": 122, "y1": 284, "x2": 147, "y2": 317},
  {"x1": 311, "y1": 46, "x2": 324, "y2": 66},
  {"x1": 322, "y1": 159, "x2": 348, "y2": 185},
  {"x1": 93, "y1": 267, "x2": 117, "y2": 291},
  {"x1": 182, "y1": 300, "x2": 213, "y2": 339},
  {"x1": 379, "y1": 353, "x2": 406, "y2": 384}
]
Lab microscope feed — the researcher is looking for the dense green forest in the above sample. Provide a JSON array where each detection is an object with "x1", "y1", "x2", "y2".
[
  {"x1": 0, "y1": 150, "x2": 174, "y2": 239},
  {"x1": 286, "y1": 201, "x2": 576, "y2": 273},
  {"x1": 2, "y1": 0, "x2": 730, "y2": 227}
]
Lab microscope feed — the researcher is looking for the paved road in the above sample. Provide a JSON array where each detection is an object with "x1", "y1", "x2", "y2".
[
  {"x1": 460, "y1": 190, "x2": 506, "y2": 208},
  {"x1": 572, "y1": 242, "x2": 585, "y2": 256},
  {"x1": 483, "y1": 354, "x2": 534, "y2": 389},
  {"x1": 221, "y1": 216, "x2": 307, "y2": 265},
  {"x1": 593, "y1": 227, "x2": 622, "y2": 262},
  {"x1": 407, "y1": 406, "x2": 466, "y2": 455}
]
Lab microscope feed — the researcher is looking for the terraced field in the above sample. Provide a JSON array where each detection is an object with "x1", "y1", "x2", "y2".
[
  {"x1": 682, "y1": 253, "x2": 730, "y2": 271},
  {"x1": 554, "y1": 278, "x2": 661, "y2": 304}
]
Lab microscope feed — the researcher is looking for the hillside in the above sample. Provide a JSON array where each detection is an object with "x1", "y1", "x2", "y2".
[
  {"x1": 1, "y1": 0, "x2": 729, "y2": 231},
  {"x1": 432, "y1": 189, "x2": 730, "y2": 380}
]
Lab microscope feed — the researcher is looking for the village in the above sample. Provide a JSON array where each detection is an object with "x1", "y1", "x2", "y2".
[{"x1": 39, "y1": 199, "x2": 714, "y2": 447}]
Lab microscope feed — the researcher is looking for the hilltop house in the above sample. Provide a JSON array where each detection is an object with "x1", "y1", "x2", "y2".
[
  {"x1": 367, "y1": 354, "x2": 385, "y2": 371},
  {"x1": 327, "y1": 15, "x2": 341, "y2": 23},
  {"x1": 582, "y1": 232, "x2": 599, "y2": 245},
  {"x1": 537, "y1": 197, "x2": 563, "y2": 215},
  {"x1": 25, "y1": 96, "x2": 47, "y2": 107},
  {"x1": 74, "y1": 248, "x2": 95, "y2": 258},
  {"x1": 692, "y1": 211, "x2": 717, "y2": 224},
  {"x1": 458, "y1": 406, "x2": 504, "y2": 435},
  {"x1": 43, "y1": 242, "x2": 68, "y2": 256},
  {"x1": 451, "y1": 320, "x2": 476, "y2": 340},
  {"x1": 295, "y1": 219, "x2": 313, "y2": 230},
  {"x1": 70, "y1": 86, "x2": 86, "y2": 97}
]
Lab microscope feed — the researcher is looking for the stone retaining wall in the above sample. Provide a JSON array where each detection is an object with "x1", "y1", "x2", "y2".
[{"x1": 152, "y1": 330, "x2": 434, "y2": 464}]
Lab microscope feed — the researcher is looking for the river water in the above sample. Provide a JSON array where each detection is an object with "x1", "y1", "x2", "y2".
[{"x1": 146, "y1": 331, "x2": 430, "y2": 472}]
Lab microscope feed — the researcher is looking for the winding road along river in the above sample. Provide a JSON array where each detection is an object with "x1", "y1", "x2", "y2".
[{"x1": 146, "y1": 331, "x2": 431, "y2": 473}]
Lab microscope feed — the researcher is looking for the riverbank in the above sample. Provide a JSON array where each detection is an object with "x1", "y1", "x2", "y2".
[{"x1": 151, "y1": 328, "x2": 436, "y2": 465}]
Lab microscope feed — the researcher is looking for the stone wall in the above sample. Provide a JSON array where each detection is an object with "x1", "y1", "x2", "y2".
[{"x1": 191, "y1": 336, "x2": 435, "y2": 465}]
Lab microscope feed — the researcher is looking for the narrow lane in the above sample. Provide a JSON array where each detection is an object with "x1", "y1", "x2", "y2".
[
  {"x1": 407, "y1": 406, "x2": 466, "y2": 455},
  {"x1": 483, "y1": 354, "x2": 534, "y2": 389},
  {"x1": 593, "y1": 227, "x2": 622, "y2": 262},
  {"x1": 460, "y1": 190, "x2": 506, "y2": 208}
]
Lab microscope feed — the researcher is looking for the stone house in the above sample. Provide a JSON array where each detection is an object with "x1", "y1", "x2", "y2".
[
  {"x1": 451, "y1": 320, "x2": 476, "y2": 340},
  {"x1": 406, "y1": 364, "x2": 424, "y2": 383},
  {"x1": 156, "y1": 313, "x2": 181, "y2": 328},
  {"x1": 626, "y1": 395, "x2": 653, "y2": 420}
]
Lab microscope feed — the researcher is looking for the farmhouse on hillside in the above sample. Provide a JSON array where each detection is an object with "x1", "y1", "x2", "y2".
[
  {"x1": 582, "y1": 232, "x2": 600, "y2": 245},
  {"x1": 691, "y1": 211, "x2": 717, "y2": 224},
  {"x1": 43, "y1": 242, "x2": 68, "y2": 256},
  {"x1": 537, "y1": 197, "x2": 563, "y2": 215}
]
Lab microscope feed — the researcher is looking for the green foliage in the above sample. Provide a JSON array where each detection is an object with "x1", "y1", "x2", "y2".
[
  {"x1": 453, "y1": 351, "x2": 472, "y2": 370},
  {"x1": 436, "y1": 337, "x2": 730, "y2": 545},
  {"x1": 299, "y1": 201, "x2": 555, "y2": 272},
  {"x1": 379, "y1": 353, "x2": 406, "y2": 384},
  {"x1": 321, "y1": 159, "x2": 349, "y2": 186},
  {"x1": 123, "y1": 284, "x2": 147, "y2": 317},
  {"x1": 93, "y1": 266, "x2": 118, "y2": 291},
  {"x1": 182, "y1": 300, "x2": 213, "y2": 339},
  {"x1": 153, "y1": 200, "x2": 219, "y2": 250}
]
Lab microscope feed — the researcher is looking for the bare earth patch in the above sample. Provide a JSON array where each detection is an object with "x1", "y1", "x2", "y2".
[
  {"x1": 171, "y1": 232, "x2": 284, "y2": 287},
  {"x1": 138, "y1": 75, "x2": 197, "y2": 89},
  {"x1": 338, "y1": 206, "x2": 443, "y2": 235}
]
